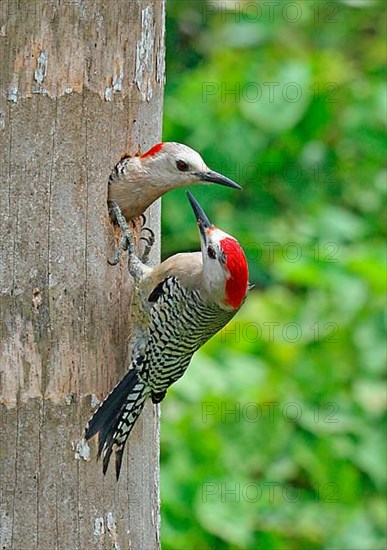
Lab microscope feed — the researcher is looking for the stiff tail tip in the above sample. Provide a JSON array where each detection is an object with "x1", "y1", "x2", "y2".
[{"x1": 84, "y1": 368, "x2": 148, "y2": 480}]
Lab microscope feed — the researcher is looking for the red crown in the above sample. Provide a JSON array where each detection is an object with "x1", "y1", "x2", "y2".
[
  {"x1": 220, "y1": 237, "x2": 249, "y2": 309},
  {"x1": 141, "y1": 143, "x2": 165, "y2": 158}
]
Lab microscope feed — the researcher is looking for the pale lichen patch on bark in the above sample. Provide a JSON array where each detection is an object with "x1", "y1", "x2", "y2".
[
  {"x1": 156, "y1": 7, "x2": 166, "y2": 86},
  {"x1": 104, "y1": 86, "x2": 113, "y2": 101},
  {"x1": 33, "y1": 50, "x2": 48, "y2": 85},
  {"x1": 107, "y1": 512, "x2": 121, "y2": 549},
  {"x1": 105, "y1": 56, "x2": 124, "y2": 101},
  {"x1": 91, "y1": 393, "x2": 101, "y2": 408},
  {"x1": 0, "y1": 509, "x2": 12, "y2": 548},
  {"x1": 135, "y1": 6, "x2": 155, "y2": 102},
  {"x1": 94, "y1": 516, "x2": 105, "y2": 537},
  {"x1": 73, "y1": 438, "x2": 91, "y2": 461},
  {"x1": 7, "y1": 86, "x2": 18, "y2": 103},
  {"x1": 113, "y1": 57, "x2": 124, "y2": 92}
]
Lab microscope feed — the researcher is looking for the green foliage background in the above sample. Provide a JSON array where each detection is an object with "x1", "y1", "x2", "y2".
[{"x1": 159, "y1": 1, "x2": 386, "y2": 548}]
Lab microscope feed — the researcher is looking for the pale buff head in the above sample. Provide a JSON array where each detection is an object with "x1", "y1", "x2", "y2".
[
  {"x1": 139, "y1": 142, "x2": 242, "y2": 190},
  {"x1": 109, "y1": 142, "x2": 242, "y2": 223}
]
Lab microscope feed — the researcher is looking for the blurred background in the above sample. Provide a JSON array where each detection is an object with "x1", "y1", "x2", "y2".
[{"x1": 159, "y1": 1, "x2": 386, "y2": 548}]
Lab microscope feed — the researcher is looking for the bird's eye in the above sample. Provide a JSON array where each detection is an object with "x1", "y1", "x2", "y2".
[
  {"x1": 176, "y1": 160, "x2": 189, "y2": 172},
  {"x1": 207, "y1": 246, "x2": 216, "y2": 259}
]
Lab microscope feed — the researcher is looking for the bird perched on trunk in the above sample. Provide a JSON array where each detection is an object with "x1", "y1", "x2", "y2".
[
  {"x1": 108, "y1": 142, "x2": 242, "y2": 222},
  {"x1": 86, "y1": 192, "x2": 249, "y2": 479}
]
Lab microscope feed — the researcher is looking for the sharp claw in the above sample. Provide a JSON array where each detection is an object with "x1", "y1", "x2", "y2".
[
  {"x1": 139, "y1": 226, "x2": 155, "y2": 263},
  {"x1": 140, "y1": 227, "x2": 155, "y2": 237},
  {"x1": 139, "y1": 235, "x2": 154, "y2": 246}
]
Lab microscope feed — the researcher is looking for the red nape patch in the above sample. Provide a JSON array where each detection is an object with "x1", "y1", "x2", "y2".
[
  {"x1": 220, "y1": 237, "x2": 249, "y2": 309},
  {"x1": 141, "y1": 143, "x2": 165, "y2": 158}
]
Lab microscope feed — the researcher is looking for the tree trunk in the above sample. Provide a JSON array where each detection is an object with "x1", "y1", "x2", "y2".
[{"x1": 0, "y1": 1, "x2": 164, "y2": 548}]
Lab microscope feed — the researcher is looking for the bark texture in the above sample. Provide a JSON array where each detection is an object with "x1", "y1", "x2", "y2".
[{"x1": 0, "y1": 1, "x2": 165, "y2": 547}]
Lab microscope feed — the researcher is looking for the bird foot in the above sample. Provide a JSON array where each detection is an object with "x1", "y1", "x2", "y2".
[
  {"x1": 108, "y1": 202, "x2": 135, "y2": 265},
  {"x1": 134, "y1": 213, "x2": 155, "y2": 263}
]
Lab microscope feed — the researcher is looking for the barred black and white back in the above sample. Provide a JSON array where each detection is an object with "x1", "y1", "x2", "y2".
[{"x1": 85, "y1": 276, "x2": 237, "y2": 479}]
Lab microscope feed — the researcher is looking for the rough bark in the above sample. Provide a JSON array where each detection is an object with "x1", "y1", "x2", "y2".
[{"x1": 0, "y1": 1, "x2": 164, "y2": 548}]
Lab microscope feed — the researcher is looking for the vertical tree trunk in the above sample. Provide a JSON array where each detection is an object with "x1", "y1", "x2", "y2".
[{"x1": 0, "y1": 1, "x2": 164, "y2": 547}]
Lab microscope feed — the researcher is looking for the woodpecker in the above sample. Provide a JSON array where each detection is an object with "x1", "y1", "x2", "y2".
[
  {"x1": 85, "y1": 192, "x2": 249, "y2": 479},
  {"x1": 108, "y1": 142, "x2": 242, "y2": 221}
]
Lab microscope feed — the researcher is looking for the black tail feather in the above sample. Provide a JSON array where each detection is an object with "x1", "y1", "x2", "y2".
[
  {"x1": 115, "y1": 447, "x2": 125, "y2": 481},
  {"x1": 86, "y1": 368, "x2": 139, "y2": 443},
  {"x1": 85, "y1": 368, "x2": 148, "y2": 478}
]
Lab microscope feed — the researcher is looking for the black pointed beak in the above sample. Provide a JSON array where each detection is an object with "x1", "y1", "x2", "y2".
[
  {"x1": 186, "y1": 191, "x2": 213, "y2": 240},
  {"x1": 194, "y1": 170, "x2": 242, "y2": 190}
]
